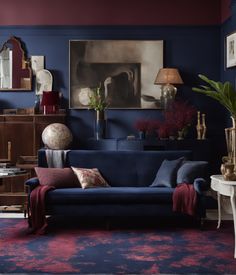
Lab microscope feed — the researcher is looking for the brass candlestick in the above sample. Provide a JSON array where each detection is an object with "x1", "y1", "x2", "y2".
[
  {"x1": 202, "y1": 113, "x2": 207, "y2": 140},
  {"x1": 196, "y1": 111, "x2": 207, "y2": 140}
]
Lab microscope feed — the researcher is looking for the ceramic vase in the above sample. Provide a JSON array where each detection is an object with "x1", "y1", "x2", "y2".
[
  {"x1": 95, "y1": 110, "x2": 105, "y2": 140},
  {"x1": 177, "y1": 127, "x2": 187, "y2": 140},
  {"x1": 224, "y1": 116, "x2": 236, "y2": 174}
]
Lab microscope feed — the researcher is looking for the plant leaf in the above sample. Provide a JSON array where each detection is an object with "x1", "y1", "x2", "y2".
[{"x1": 193, "y1": 74, "x2": 236, "y2": 116}]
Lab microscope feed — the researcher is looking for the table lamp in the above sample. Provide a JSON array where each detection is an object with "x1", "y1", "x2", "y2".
[
  {"x1": 41, "y1": 91, "x2": 59, "y2": 114},
  {"x1": 154, "y1": 68, "x2": 183, "y2": 108}
]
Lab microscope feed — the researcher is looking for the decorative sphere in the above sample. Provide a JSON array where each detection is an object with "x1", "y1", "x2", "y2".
[{"x1": 42, "y1": 123, "x2": 73, "y2": 150}]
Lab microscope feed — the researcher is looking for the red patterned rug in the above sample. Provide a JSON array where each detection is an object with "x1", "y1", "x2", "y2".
[{"x1": 0, "y1": 218, "x2": 236, "y2": 274}]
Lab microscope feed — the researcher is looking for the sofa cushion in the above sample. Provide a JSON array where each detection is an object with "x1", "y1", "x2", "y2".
[
  {"x1": 45, "y1": 187, "x2": 174, "y2": 204},
  {"x1": 34, "y1": 167, "x2": 79, "y2": 188},
  {"x1": 71, "y1": 167, "x2": 110, "y2": 189},
  {"x1": 150, "y1": 157, "x2": 184, "y2": 188},
  {"x1": 177, "y1": 161, "x2": 208, "y2": 184}
]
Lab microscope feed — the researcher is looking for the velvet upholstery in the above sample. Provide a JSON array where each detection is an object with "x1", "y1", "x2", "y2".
[
  {"x1": 193, "y1": 178, "x2": 210, "y2": 195},
  {"x1": 26, "y1": 149, "x2": 211, "y2": 221},
  {"x1": 45, "y1": 187, "x2": 174, "y2": 204},
  {"x1": 25, "y1": 177, "x2": 40, "y2": 192}
]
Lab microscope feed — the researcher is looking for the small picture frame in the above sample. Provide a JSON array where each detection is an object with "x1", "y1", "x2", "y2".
[
  {"x1": 226, "y1": 32, "x2": 236, "y2": 68},
  {"x1": 31, "y1": 56, "x2": 45, "y2": 75}
]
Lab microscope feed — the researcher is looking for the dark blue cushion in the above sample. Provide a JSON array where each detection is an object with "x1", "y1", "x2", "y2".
[
  {"x1": 177, "y1": 161, "x2": 208, "y2": 184},
  {"x1": 150, "y1": 157, "x2": 184, "y2": 187},
  {"x1": 45, "y1": 187, "x2": 174, "y2": 204}
]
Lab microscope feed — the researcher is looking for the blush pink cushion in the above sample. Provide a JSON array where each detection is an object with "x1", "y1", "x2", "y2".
[
  {"x1": 35, "y1": 167, "x2": 79, "y2": 188},
  {"x1": 71, "y1": 167, "x2": 110, "y2": 189}
]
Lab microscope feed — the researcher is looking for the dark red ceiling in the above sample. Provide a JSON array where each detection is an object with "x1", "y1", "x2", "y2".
[{"x1": 0, "y1": 0, "x2": 231, "y2": 26}]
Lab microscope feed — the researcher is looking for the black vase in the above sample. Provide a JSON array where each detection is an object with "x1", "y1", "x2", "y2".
[{"x1": 95, "y1": 110, "x2": 105, "y2": 139}]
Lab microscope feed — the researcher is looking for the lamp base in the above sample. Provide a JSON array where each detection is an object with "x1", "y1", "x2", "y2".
[{"x1": 160, "y1": 84, "x2": 177, "y2": 109}]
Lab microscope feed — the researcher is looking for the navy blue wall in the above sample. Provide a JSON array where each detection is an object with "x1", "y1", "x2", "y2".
[
  {"x1": 220, "y1": 1, "x2": 236, "y2": 134},
  {"x1": 0, "y1": 25, "x2": 226, "y2": 171},
  {"x1": 0, "y1": 26, "x2": 221, "y2": 135},
  {"x1": 221, "y1": 1, "x2": 236, "y2": 84}
]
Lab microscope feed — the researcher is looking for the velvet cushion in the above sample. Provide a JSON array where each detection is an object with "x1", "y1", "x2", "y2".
[
  {"x1": 34, "y1": 167, "x2": 79, "y2": 188},
  {"x1": 72, "y1": 167, "x2": 110, "y2": 189},
  {"x1": 177, "y1": 161, "x2": 208, "y2": 184},
  {"x1": 150, "y1": 157, "x2": 184, "y2": 188}
]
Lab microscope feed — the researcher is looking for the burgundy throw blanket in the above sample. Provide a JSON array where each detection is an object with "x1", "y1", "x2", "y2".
[
  {"x1": 172, "y1": 183, "x2": 197, "y2": 216},
  {"x1": 29, "y1": 185, "x2": 55, "y2": 234}
]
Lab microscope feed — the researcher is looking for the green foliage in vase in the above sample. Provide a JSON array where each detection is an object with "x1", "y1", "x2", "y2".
[
  {"x1": 192, "y1": 74, "x2": 236, "y2": 117},
  {"x1": 88, "y1": 86, "x2": 108, "y2": 111}
]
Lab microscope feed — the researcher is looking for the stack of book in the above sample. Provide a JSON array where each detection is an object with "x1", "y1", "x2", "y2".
[
  {"x1": 0, "y1": 165, "x2": 26, "y2": 176},
  {"x1": 0, "y1": 163, "x2": 13, "y2": 168}
]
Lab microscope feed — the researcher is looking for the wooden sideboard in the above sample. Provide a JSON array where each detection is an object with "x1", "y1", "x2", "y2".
[{"x1": 0, "y1": 114, "x2": 66, "y2": 164}]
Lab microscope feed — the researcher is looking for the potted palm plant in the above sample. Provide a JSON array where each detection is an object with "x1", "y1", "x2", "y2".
[
  {"x1": 88, "y1": 86, "x2": 108, "y2": 139},
  {"x1": 192, "y1": 74, "x2": 236, "y2": 118},
  {"x1": 192, "y1": 74, "x2": 236, "y2": 175}
]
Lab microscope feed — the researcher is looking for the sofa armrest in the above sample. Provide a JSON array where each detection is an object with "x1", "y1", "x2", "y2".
[
  {"x1": 193, "y1": 178, "x2": 210, "y2": 195},
  {"x1": 25, "y1": 177, "x2": 40, "y2": 192}
]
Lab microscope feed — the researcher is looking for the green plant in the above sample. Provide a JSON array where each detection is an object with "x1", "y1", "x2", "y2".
[
  {"x1": 88, "y1": 86, "x2": 108, "y2": 111},
  {"x1": 192, "y1": 74, "x2": 236, "y2": 117}
]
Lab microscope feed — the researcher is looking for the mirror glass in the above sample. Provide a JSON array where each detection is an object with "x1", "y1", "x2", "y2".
[{"x1": 0, "y1": 36, "x2": 32, "y2": 90}]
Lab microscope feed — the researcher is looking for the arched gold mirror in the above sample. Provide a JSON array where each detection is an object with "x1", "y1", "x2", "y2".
[{"x1": 0, "y1": 36, "x2": 32, "y2": 90}]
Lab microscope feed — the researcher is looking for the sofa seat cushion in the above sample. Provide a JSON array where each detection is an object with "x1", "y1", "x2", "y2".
[{"x1": 45, "y1": 187, "x2": 174, "y2": 205}]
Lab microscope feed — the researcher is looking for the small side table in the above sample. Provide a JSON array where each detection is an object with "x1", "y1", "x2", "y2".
[{"x1": 211, "y1": 175, "x2": 236, "y2": 258}]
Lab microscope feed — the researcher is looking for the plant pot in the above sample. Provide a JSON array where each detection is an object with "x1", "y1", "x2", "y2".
[
  {"x1": 177, "y1": 127, "x2": 188, "y2": 140},
  {"x1": 225, "y1": 116, "x2": 236, "y2": 172}
]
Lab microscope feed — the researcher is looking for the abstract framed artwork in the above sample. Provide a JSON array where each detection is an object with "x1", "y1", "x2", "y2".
[
  {"x1": 226, "y1": 32, "x2": 236, "y2": 68},
  {"x1": 69, "y1": 40, "x2": 163, "y2": 109}
]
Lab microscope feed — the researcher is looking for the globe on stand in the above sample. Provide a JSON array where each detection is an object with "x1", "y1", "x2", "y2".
[{"x1": 42, "y1": 123, "x2": 73, "y2": 150}]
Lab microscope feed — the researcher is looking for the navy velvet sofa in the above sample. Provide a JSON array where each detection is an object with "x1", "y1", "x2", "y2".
[{"x1": 26, "y1": 149, "x2": 210, "y2": 223}]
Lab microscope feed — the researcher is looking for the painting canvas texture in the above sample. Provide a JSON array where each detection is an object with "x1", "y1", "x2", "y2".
[{"x1": 69, "y1": 40, "x2": 163, "y2": 109}]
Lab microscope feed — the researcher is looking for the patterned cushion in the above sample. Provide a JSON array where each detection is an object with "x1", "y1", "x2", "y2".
[
  {"x1": 71, "y1": 167, "x2": 110, "y2": 189},
  {"x1": 34, "y1": 167, "x2": 79, "y2": 188},
  {"x1": 150, "y1": 157, "x2": 185, "y2": 188}
]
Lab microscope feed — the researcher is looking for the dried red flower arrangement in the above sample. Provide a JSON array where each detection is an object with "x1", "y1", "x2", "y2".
[{"x1": 155, "y1": 101, "x2": 196, "y2": 139}]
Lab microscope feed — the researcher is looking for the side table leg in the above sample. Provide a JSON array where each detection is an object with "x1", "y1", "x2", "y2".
[
  {"x1": 230, "y1": 194, "x2": 236, "y2": 258},
  {"x1": 217, "y1": 192, "x2": 222, "y2": 229}
]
